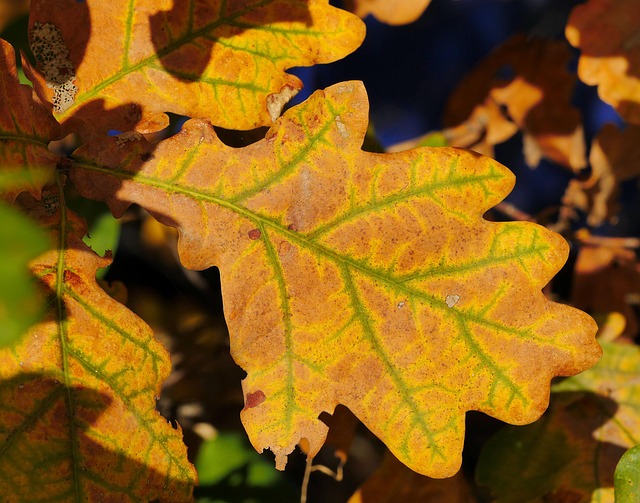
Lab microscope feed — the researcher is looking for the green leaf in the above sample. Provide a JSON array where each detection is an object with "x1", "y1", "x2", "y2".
[
  {"x1": 0, "y1": 202, "x2": 49, "y2": 347},
  {"x1": 615, "y1": 444, "x2": 640, "y2": 501},
  {"x1": 195, "y1": 432, "x2": 298, "y2": 503}
]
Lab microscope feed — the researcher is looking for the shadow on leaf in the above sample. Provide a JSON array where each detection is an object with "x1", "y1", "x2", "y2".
[
  {"x1": 0, "y1": 373, "x2": 193, "y2": 501},
  {"x1": 149, "y1": 0, "x2": 312, "y2": 81}
]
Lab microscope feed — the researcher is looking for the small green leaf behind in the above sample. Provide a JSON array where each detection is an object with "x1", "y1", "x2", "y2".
[
  {"x1": 195, "y1": 431, "x2": 298, "y2": 503},
  {"x1": 0, "y1": 201, "x2": 50, "y2": 347},
  {"x1": 614, "y1": 444, "x2": 640, "y2": 502}
]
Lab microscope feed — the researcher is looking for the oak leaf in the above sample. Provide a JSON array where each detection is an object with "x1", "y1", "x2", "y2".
[
  {"x1": 0, "y1": 38, "x2": 59, "y2": 201},
  {"x1": 28, "y1": 0, "x2": 365, "y2": 135},
  {"x1": 70, "y1": 81, "x2": 600, "y2": 477},
  {"x1": 0, "y1": 180, "x2": 197, "y2": 500},
  {"x1": 477, "y1": 342, "x2": 640, "y2": 502},
  {"x1": 567, "y1": 0, "x2": 640, "y2": 124},
  {"x1": 444, "y1": 34, "x2": 586, "y2": 171}
]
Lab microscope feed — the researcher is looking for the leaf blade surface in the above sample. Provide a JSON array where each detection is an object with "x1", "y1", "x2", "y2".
[
  {"x1": 28, "y1": 0, "x2": 365, "y2": 134},
  {"x1": 0, "y1": 180, "x2": 197, "y2": 501},
  {"x1": 70, "y1": 81, "x2": 601, "y2": 477}
]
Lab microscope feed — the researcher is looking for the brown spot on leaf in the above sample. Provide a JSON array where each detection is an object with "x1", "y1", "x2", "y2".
[
  {"x1": 244, "y1": 390, "x2": 266, "y2": 410},
  {"x1": 248, "y1": 228, "x2": 261, "y2": 240}
]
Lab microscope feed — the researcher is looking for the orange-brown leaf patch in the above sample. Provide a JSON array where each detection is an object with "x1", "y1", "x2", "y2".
[
  {"x1": 28, "y1": 0, "x2": 365, "y2": 134},
  {"x1": 343, "y1": 0, "x2": 431, "y2": 26},
  {"x1": 0, "y1": 39, "x2": 59, "y2": 201},
  {"x1": 70, "y1": 81, "x2": 600, "y2": 477}
]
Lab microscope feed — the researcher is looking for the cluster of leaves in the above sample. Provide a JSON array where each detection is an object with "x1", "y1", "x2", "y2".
[{"x1": 0, "y1": 0, "x2": 638, "y2": 501}]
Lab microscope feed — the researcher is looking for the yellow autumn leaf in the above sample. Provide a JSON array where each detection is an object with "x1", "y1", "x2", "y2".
[
  {"x1": 566, "y1": 0, "x2": 640, "y2": 124},
  {"x1": 0, "y1": 179, "x2": 197, "y2": 500},
  {"x1": 27, "y1": 0, "x2": 365, "y2": 135},
  {"x1": 0, "y1": 38, "x2": 58, "y2": 201},
  {"x1": 70, "y1": 81, "x2": 600, "y2": 478}
]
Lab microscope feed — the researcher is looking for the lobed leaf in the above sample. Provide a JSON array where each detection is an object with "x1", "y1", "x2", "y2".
[
  {"x1": 0, "y1": 179, "x2": 197, "y2": 500},
  {"x1": 567, "y1": 0, "x2": 640, "y2": 124},
  {"x1": 28, "y1": 0, "x2": 365, "y2": 135},
  {"x1": 0, "y1": 38, "x2": 59, "y2": 201},
  {"x1": 69, "y1": 81, "x2": 600, "y2": 477}
]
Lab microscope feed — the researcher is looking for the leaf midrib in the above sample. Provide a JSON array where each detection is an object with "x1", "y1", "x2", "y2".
[
  {"x1": 73, "y1": 158, "x2": 554, "y2": 345},
  {"x1": 54, "y1": 172, "x2": 83, "y2": 502}
]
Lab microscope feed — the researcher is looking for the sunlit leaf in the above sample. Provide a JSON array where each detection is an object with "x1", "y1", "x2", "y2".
[
  {"x1": 445, "y1": 34, "x2": 586, "y2": 171},
  {"x1": 70, "y1": 81, "x2": 600, "y2": 478},
  {"x1": 28, "y1": 0, "x2": 365, "y2": 135},
  {"x1": 0, "y1": 179, "x2": 197, "y2": 500},
  {"x1": 343, "y1": 0, "x2": 431, "y2": 26},
  {"x1": 566, "y1": 0, "x2": 640, "y2": 124},
  {"x1": 0, "y1": 38, "x2": 59, "y2": 201},
  {"x1": 477, "y1": 342, "x2": 640, "y2": 502}
]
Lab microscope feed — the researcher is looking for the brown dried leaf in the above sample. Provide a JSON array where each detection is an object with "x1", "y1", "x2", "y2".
[
  {"x1": 445, "y1": 34, "x2": 586, "y2": 171},
  {"x1": 567, "y1": 0, "x2": 640, "y2": 124},
  {"x1": 562, "y1": 123, "x2": 640, "y2": 227}
]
